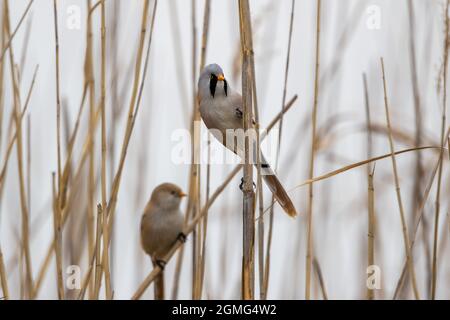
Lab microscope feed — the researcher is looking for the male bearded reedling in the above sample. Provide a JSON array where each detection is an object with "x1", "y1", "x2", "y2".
[
  {"x1": 198, "y1": 63, "x2": 297, "y2": 217},
  {"x1": 140, "y1": 183, "x2": 187, "y2": 300}
]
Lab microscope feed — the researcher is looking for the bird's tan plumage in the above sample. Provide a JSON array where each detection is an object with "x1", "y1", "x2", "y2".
[{"x1": 140, "y1": 183, "x2": 185, "y2": 299}]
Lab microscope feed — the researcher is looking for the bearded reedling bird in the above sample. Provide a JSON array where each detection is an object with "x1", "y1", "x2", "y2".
[
  {"x1": 198, "y1": 63, "x2": 297, "y2": 217},
  {"x1": 140, "y1": 183, "x2": 187, "y2": 300}
]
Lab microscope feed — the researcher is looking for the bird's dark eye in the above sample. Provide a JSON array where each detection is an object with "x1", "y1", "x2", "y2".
[{"x1": 170, "y1": 190, "x2": 176, "y2": 195}]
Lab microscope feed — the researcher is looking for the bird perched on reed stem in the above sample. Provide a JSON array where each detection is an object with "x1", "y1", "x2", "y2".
[
  {"x1": 140, "y1": 183, "x2": 187, "y2": 299},
  {"x1": 198, "y1": 63, "x2": 297, "y2": 217}
]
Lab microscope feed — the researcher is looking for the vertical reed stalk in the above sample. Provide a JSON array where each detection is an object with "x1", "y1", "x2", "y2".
[
  {"x1": 52, "y1": 0, "x2": 65, "y2": 300},
  {"x1": 94, "y1": 204, "x2": 103, "y2": 299},
  {"x1": 407, "y1": 0, "x2": 424, "y2": 225},
  {"x1": 305, "y1": 0, "x2": 321, "y2": 300},
  {"x1": 0, "y1": 5, "x2": 5, "y2": 156},
  {"x1": 0, "y1": 246, "x2": 8, "y2": 299},
  {"x1": 4, "y1": 0, "x2": 33, "y2": 299},
  {"x1": 197, "y1": 0, "x2": 211, "y2": 300},
  {"x1": 104, "y1": 0, "x2": 152, "y2": 251},
  {"x1": 380, "y1": 57, "x2": 420, "y2": 300},
  {"x1": 186, "y1": 0, "x2": 202, "y2": 299},
  {"x1": 51, "y1": 172, "x2": 64, "y2": 299},
  {"x1": 431, "y1": 0, "x2": 449, "y2": 300},
  {"x1": 99, "y1": 0, "x2": 112, "y2": 299},
  {"x1": 85, "y1": 0, "x2": 96, "y2": 299},
  {"x1": 238, "y1": 0, "x2": 256, "y2": 300},
  {"x1": 53, "y1": 0, "x2": 62, "y2": 201},
  {"x1": 262, "y1": 0, "x2": 295, "y2": 299},
  {"x1": 0, "y1": 0, "x2": 34, "y2": 61},
  {"x1": 363, "y1": 73, "x2": 375, "y2": 300},
  {"x1": 393, "y1": 153, "x2": 442, "y2": 299}
]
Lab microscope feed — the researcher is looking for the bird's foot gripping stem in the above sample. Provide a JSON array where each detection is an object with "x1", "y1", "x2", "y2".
[
  {"x1": 177, "y1": 232, "x2": 187, "y2": 243},
  {"x1": 155, "y1": 259, "x2": 167, "y2": 270},
  {"x1": 239, "y1": 177, "x2": 256, "y2": 191}
]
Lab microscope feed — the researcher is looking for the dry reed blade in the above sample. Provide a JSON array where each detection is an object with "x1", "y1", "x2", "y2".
[
  {"x1": 313, "y1": 257, "x2": 328, "y2": 300},
  {"x1": 380, "y1": 57, "x2": 420, "y2": 299},
  {"x1": 98, "y1": 0, "x2": 156, "y2": 292},
  {"x1": 4, "y1": 0, "x2": 33, "y2": 298},
  {"x1": 431, "y1": 0, "x2": 449, "y2": 299},
  {"x1": 305, "y1": 0, "x2": 321, "y2": 300},
  {"x1": 0, "y1": 0, "x2": 34, "y2": 61},
  {"x1": 393, "y1": 153, "x2": 442, "y2": 299},
  {"x1": 363, "y1": 73, "x2": 375, "y2": 300},
  {"x1": 99, "y1": 0, "x2": 112, "y2": 300},
  {"x1": 263, "y1": 0, "x2": 295, "y2": 299},
  {"x1": 85, "y1": 0, "x2": 96, "y2": 299},
  {"x1": 93, "y1": 204, "x2": 103, "y2": 299},
  {"x1": 197, "y1": 0, "x2": 211, "y2": 300},
  {"x1": 0, "y1": 246, "x2": 8, "y2": 299},
  {"x1": 0, "y1": 64, "x2": 38, "y2": 190}
]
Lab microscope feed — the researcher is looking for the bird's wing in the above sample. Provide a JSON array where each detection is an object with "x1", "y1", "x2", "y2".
[
  {"x1": 228, "y1": 91, "x2": 244, "y2": 124},
  {"x1": 229, "y1": 91, "x2": 255, "y2": 125}
]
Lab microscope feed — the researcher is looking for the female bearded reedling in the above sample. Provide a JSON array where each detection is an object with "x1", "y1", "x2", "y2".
[
  {"x1": 140, "y1": 183, "x2": 187, "y2": 300},
  {"x1": 198, "y1": 63, "x2": 297, "y2": 217}
]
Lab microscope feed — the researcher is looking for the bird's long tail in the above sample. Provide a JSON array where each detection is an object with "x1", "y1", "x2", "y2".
[
  {"x1": 258, "y1": 153, "x2": 297, "y2": 217},
  {"x1": 233, "y1": 140, "x2": 297, "y2": 217},
  {"x1": 152, "y1": 261, "x2": 165, "y2": 300}
]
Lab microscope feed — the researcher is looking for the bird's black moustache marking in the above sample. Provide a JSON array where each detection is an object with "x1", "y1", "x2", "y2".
[
  {"x1": 209, "y1": 74, "x2": 218, "y2": 98},
  {"x1": 224, "y1": 79, "x2": 228, "y2": 96}
]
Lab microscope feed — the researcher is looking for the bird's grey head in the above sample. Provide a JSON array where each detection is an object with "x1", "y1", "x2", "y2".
[
  {"x1": 198, "y1": 63, "x2": 228, "y2": 100},
  {"x1": 151, "y1": 183, "x2": 186, "y2": 210}
]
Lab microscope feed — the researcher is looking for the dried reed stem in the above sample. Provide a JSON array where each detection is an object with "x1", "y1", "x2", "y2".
[
  {"x1": 380, "y1": 57, "x2": 420, "y2": 299},
  {"x1": 104, "y1": 0, "x2": 151, "y2": 240},
  {"x1": 4, "y1": 0, "x2": 33, "y2": 298},
  {"x1": 393, "y1": 153, "x2": 442, "y2": 299},
  {"x1": 363, "y1": 73, "x2": 375, "y2": 300},
  {"x1": 313, "y1": 257, "x2": 328, "y2": 299},
  {"x1": 186, "y1": 0, "x2": 202, "y2": 299},
  {"x1": 196, "y1": 0, "x2": 211, "y2": 300},
  {"x1": 238, "y1": 0, "x2": 256, "y2": 300},
  {"x1": 94, "y1": 204, "x2": 103, "y2": 299},
  {"x1": 431, "y1": 0, "x2": 449, "y2": 299},
  {"x1": 407, "y1": 0, "x2": 424, "y2": 234},
  {"x1": 0, "y1": 0, "x2": 34, "y2": 61},
  {"x1": 32, "y1": 100, "x2": 103, "y2": 298},
  {"x1": 99, "y1": 0, "x2": 112, "y2": 299},
  {"x1": 263, "y1": 0, "x2": 295, "y2": 299},
  {"x1": 51, "y1": 172, "x2": 64, "y2": 299},
  {"x1": 0, "y1": 65, "x2": 38, "y2": 190},
  {"x1": 98, "y1": 1, "x2": 155, "y2": 294},
  {"x1": 53, "y1": 0, "x2": 62, "y2": 201},
  {"x1": 295, "y1": 146, "x2": 439, "y2": 189},
  {"x1": 305, "y1": 0, "x2": 321, "y2": 300},
  {"x1": 85, "y1": 0, "x2": 96, "y2": 299},
  {"x1": 60, "y1": 83, "x2": 88, "y2": 209},
  {"x1": 0, "y1": 247, "x2": 8, "y2": 299},
  {"x1": 0, "y1": 10, "x2": 5, "y2": 156}
]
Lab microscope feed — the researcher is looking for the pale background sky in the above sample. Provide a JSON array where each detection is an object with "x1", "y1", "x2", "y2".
[{"x1": 0, "y1": 0, "x2": 448, "y2": 299}]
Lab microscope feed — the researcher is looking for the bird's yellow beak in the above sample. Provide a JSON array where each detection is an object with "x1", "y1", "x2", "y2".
[
  {"x1": 217, "y1": 74, "x2": 225, "y2": 81},
  {"x1": 179, "y1": 191, "x2": 187, "y2": 198}
]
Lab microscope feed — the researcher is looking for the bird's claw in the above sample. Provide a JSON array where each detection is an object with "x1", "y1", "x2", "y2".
[
  {"x1": 155, "y1": 259, "x2": 167, "y2": 270},
  {"x1": 239, "y1": 177, "x2": 256, "y2": 191},
  {"x1": 177, "y1": 232, "x2": 187, "y2": 243}
]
